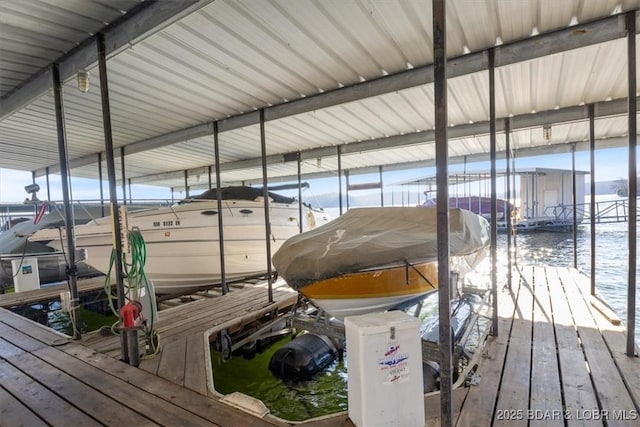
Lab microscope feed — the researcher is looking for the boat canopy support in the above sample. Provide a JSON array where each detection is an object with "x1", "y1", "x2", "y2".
[
  {"x1": 97, "y1": 33, "x2": 132, "y2": 364},
  {"x1": 52, "y1": 63, "x2": 81, "y2": 341},
  {"x1": 626, "y1": 10, "x2": 637, "y2": 357}
]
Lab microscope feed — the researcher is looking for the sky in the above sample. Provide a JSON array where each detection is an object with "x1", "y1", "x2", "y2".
[{"x1": 0, "y1": 146, "x2": 631, "y2": 204}]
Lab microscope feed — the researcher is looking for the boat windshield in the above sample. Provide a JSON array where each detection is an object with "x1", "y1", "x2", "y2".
[{"x1": 178, "y1": 186, "x2": 296, "y2": 204}]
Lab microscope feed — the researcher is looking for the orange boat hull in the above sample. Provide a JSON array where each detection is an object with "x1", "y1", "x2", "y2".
[{"x1": 299, "y1": 261, "x2": 439, "y2": 318}]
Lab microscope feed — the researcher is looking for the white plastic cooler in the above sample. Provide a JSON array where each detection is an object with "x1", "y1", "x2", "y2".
[
  {"x1": 12, "y1": 257, "x2": 40, "y2": 292},
  {"x1": 345, "y1": 310, "x2": 425, "y2": 427}
]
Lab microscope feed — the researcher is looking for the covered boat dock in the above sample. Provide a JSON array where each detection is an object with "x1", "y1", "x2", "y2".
[
  {"x1": 2, "y1": 0, "x2": 640, "y2": 425},
  {"x1": 1, "y1": 266, "x2": 637, "y2": 425}
]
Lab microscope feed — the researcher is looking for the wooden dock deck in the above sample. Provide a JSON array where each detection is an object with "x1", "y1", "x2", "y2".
[
  {"x1": 0, "y1": 306, "x2": 279, "y2": 426},
  {"x1": 0, "y1": 276, "x2": 105, "y2": 308},
  {"x1": 81, "y1": 279, "x2": 299, "y2": 398},
  {"x1": 454, "y1": 266, "x2": 639, "y2": 426},
  {"x1": 0, "y1": 266, "x2": 638, "y2": 426}
]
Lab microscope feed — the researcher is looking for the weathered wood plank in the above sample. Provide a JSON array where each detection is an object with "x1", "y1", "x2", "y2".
[
  {"x1": 139, "y1": 339, "x2": 163, "y2": 375},
  {"x1": 529, "y1": 266, "x2": 563, "y2": 426},
  {"x1": 0, "y1": 307, "x2": 70, "y2": 346},
  {"x1": 62, "y1": 343, "x2": 279, "y2": 426},
  {"x1": 0, "y1": 374, "x2": 50, "y2": 427},
  {"x1": 184, "y1": 333, "x2": 209, "y2": 395},
  {"x1": 424, "y1": 386, "x2": 469, "y2": 427},
  {"x1": 156, "y1": 334, "x2": 187, "y2": 386},
  {"x1": 557, "y1": 268, "x2": 636, "y2": 427},
  {"x1": 544, "y1": 267, "x2": 601, "y2": 427},
  {"x1": 493, "y1": 265, "x2": 534, "y2": 427},
  {"x1": 0, "y1": 277, "x2": 105, "y2": 308},
  {"x1": 0, "y1": 339, "x2": 154, "y2": 426},
  {"x1": 0, "y1": 321, "x2": 52, "y2": 353},
  {"x1": 34, "y1": 345, "x2": 218, "y2": 426},
  {"x1": 457, "y1": 268, "x2": 520, "y2": 426},
  {"x1": 158, "y1": 288, "x2": 295, "y2": 338},
  {"x1": 0, "y1": 358, "x2": 101, "y2": 427},
  {"x1": 569, "y1": 270, "x2": 640, "y2": 416}
]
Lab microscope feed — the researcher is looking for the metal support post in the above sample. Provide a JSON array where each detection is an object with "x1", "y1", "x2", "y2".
[
  {"x1": 433, "y1": 0, "x2": 453, "y2": 424},
  {"x1": 379, "y1": 166, "x2": 384, "y2": 206},
  {"x1": 345, "y1": 170, "x2": 350, "y2": 210},
  {"x1": 626, "y1": 11, "x2": 637, "y2": 357},
  {"x1": 489, "y1": 48, "x2": 498, "y2": 337},
  {"x1": 589, "y1": 105, "x2": 596, "y2": 296},
  {"x1": 98, "y1": 153, "x2": 105, "y2": 217},
  {"x1": 45, "y1": 167, "x2": 51, "y2": 201},
  {"x1": 213, "y1": 122, "x2": 228, "y2": 295},
  {"x1": 337, "y1": 146, "x2": 343, "y2": 215},
  {"x1": 52, "y1": 63, "x2": 81, "y2": 340},
  {"x1": 571, "y1": 144, "x2": 578, "y2": 268},
  {"x1": 120, "y1": 147, "x2": 126, "y2": 205},
  {"x1": 259, "y1": 109, "x2": 274, "y2": 303},
  {"x1": 97, "y1": 33, "x2": 130, "y2": 362},
  {"x1": 505, "y1": 118, "x2": 512, "y2": 289},
  {"x1": 297, "y1": 152, "x2": 303, "y2": 233}
]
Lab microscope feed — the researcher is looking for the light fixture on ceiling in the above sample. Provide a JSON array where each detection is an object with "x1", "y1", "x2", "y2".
[
  {"x1": 543, "y1": 124, "x2": 552, "y2": 141},
  {"x1": 77, "y1": 70, "x2": 90, "y2": 93}
]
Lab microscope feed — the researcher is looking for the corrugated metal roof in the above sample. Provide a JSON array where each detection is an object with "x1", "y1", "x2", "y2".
[
  {"x1": 1, "y1": 0, "x2": 640, "y2": 193},
  {"x1": 0, "y1": 0, "x2": 140, "y2": 98}
]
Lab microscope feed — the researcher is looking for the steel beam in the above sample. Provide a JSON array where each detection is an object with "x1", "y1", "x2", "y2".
[
  {"x1": 379, "y1": 166, "x2": 384, "y2": 206},
  {"x1": 589, "y1": 104, "x2": 596, "y2": 296},
  {"x1": 98, "y1": 153, "x2": 105, "y2": 217},
  {"x1": 122, "y1": 95, "x2": 635, "y2": 187},
  {"x1": 213, "y1": 122, "x2": 228, "y2": 295},
  {"x1": 45, "y1": 167, "x2": 50, "y2": 200},
  {"x1": 173, "y1": 134, "x2": 627, "y2": 191},
  {"x1": 259, "y1": 109, "x2": 273, "y2": 303},
  {"x1": 626, "y1": 11, "x2": 637, "y2": 357},
  {"x1": 344, "y1": 170, "x2": 350, "y2": 210},
  {"x1": 1, "y1": 0, "x2": 213, "y2": 121},
  {"x1": 505, "y1": 118, "x2": 512, "y2": 289},
  {"x1": 297, "y1": 152, "x2": 303, "y2": 233},
  {"x1": 32, "y1": 13, "x2": 640, "y2": 178},
  {"x1": 572, "y1": 144, "x2": 578, "y2": 268},
  {"x1": 489, "y1": 49, "x2": 499, "y2": 338},
  {"x1": 120, "y1": 147, "x2": 126, "y2": 205},
  {"x1": 434, "y1": 1, "x2": 453, "y2": 424},
  {"x1": 52, "y1": 63, "x2": 81, "y2": 340},
  {"x1": 337, "y1": 146, "x2": 343, "y2": 215},
  {"x1": 184, "y1": 170, "x2": 189, "y2": 198},
  {"x1": 97, "y1": 33, "x2": 129, "y2": 363}
]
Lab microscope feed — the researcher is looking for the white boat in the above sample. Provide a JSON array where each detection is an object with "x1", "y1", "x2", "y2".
[
  {"x1": 30, "y1": 187, "x2": 329, "y2": 295},
  {"x1": 0, "y1": 204, "x2": 108, "y2": 289},
  {"x1": 272, "y1": 207, "x2": 490, "y2": 318}
]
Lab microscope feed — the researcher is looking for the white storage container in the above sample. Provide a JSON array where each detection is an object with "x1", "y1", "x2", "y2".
[
  {"x1": 12, "y1": 257, "x2": 41, "y2": 292},
  {"x1": 345, "y1": 310, "x2": 424, "y2": 427}
]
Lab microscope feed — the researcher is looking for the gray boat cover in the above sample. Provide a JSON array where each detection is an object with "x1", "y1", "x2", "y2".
[{"x1": 272, "y1": 207, "x2": 490, "y2": 290}]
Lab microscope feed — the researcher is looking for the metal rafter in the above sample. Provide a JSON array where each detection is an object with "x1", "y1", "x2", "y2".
[
  {"x1": 127, "y1": 95, "x2": 635, "y2": 187},
  {"x1": 0, "y1": 0, "x2": 214, "y2": 121},
  {"x1": 31, "y1": 12, "x2": 640, "y2": 179}
]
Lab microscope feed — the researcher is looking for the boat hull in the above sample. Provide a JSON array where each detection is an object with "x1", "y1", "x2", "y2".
[
  {"x1": 300, "y1": 261, "x2": 439, "y2": 318},
  {"x1": 273, "y1": 207, "x2": 491, "y2": 318},
  {"x1": 31, "y1": 199, "x2": 326, "y2": 295}
]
